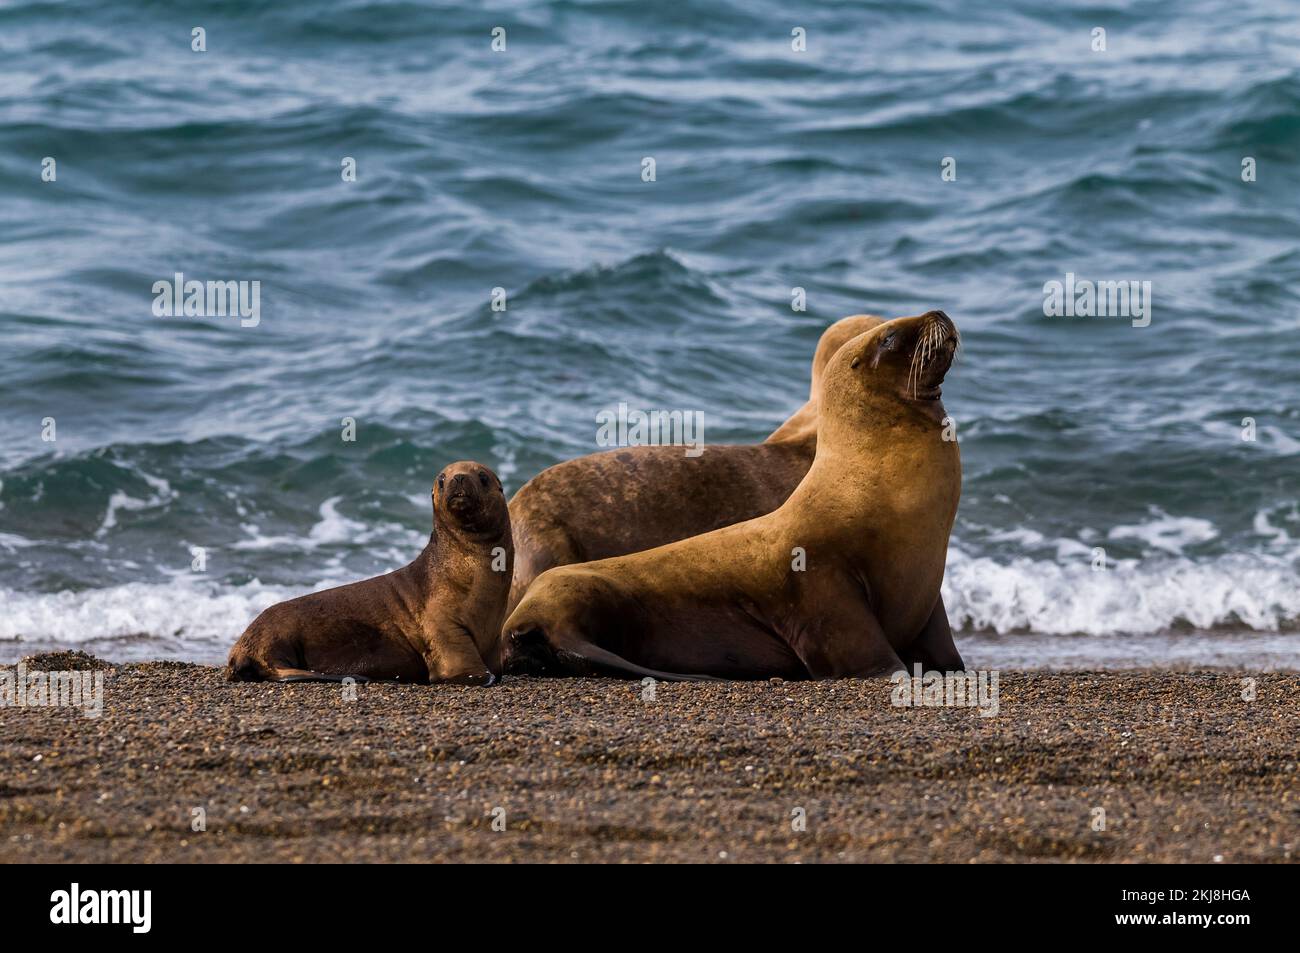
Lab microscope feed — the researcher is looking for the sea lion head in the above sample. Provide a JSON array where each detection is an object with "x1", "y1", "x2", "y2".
[
  {"x1": 808, "y1": 313, "x2": 886, "y2": 400},
  {"x1": 833, "y1": 309, "x2": 959, "y2": 406},
  {"x1": 432, "y1": 461, "x2": 509, "y2": 539}
]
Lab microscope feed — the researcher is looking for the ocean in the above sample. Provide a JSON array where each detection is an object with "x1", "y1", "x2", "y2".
[{"x1": 1, "y1": 0, "x2": 1297, "y2": 668}]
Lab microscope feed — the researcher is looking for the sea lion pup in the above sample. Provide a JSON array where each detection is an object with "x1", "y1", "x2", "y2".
[
  {"x1": 227, "y1": 461, "x2": 511, "y2": 685},
  {"x1": 507, "y1": 313, "x2": 884, "y2": 613},
  {"x1": 501, "y1": 311, "x2": 963, "y2": 681}
]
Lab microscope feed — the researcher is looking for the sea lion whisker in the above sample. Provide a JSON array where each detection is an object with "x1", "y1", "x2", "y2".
[
  {"x1": 916, "y1": 322, "x2": 937, "y2": 395},
  {"x1": 905, "y1": 317, "x2": 955, "y2": 399},
  {"x1": 908, "y1": 336, "x2": 923, "y2": 397}
]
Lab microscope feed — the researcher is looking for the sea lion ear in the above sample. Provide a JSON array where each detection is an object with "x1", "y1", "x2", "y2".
[{"x1": 850, "y1": 356, "x2": 861, "y2": 369}]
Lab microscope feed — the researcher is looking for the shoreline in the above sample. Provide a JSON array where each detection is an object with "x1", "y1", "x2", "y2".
[
  {"x1": 1, "y1": 654, "x2": 1295, "y2": 863},
  {"x1": 3, "y1": 627, "x2": 1298, "y2": 672}
]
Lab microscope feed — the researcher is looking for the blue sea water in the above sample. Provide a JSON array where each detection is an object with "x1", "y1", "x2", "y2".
[{"x1": 0, "y1": 0, "x2": 1297, "y2": 667}]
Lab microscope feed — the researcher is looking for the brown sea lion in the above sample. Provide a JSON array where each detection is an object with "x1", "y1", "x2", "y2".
[
  {"x1": 506, "y1": 314, "x2": 884, "y2": 614},
  {"x1": 501, "y1": 311, "x2": 964, "y2": 680},
  {"x1": 227, "y1": 461, "x2": 511, "y2": 685}
]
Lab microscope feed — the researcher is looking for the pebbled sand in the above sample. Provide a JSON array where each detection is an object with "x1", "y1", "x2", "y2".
[{"x1": 1, "y1": 653, "x2": 1296, "y2": 863}]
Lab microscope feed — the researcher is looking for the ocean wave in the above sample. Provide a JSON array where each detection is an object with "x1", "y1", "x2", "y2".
[
  {"x1": 0, "y1": 579, "x2": 298, "y2": 660},
  {"x1": 2, "y1": 545, "x2": 1297, "y2": 666},
  {"x1": 231, "y1": 495, "x2": 425, "y2": 561},
  {"x1": 1211, "y1": 74, "x2": 1300, "y2": 149},
  {"x1": 3, "y1": 0, "x2": 1298, "y2": 669},
  {"x1": 944, "y1": 548, "x2": 1300, "y2": 637}
]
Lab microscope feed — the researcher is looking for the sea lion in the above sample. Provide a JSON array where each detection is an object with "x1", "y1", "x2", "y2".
[
  {"x1": 227, "y1": 461, "x2": 512, "y2": 685},
  {"x1": 501, "y1": 311, "x2": 964, "y2": 680},
  {"x1": 507, "y1": 314, "x2": 884, "y2": 614}
]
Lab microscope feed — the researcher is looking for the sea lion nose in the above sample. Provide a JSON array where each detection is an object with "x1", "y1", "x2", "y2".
[
  {"x1": 921, "y1": 310, "x2": 954, "y2": 333},
  {"x1": 451, "y1": 473, "x2": 469, "y2": 490}
]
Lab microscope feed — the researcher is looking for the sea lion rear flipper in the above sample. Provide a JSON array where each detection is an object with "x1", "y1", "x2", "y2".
[
  {"x1": 507, "y1": 625, "x2": 716, "y2": 682},
  {"x1": 267, "y1": 667, "x2": 372, "y2": 684},
  {"x1": 558, "y1": 638, "x2": 719, "y2": 683}
]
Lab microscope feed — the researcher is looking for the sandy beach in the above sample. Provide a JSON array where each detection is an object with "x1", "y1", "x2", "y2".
[{"x1": 1, "y1": 652, "x2": 1295, "y2": 863}]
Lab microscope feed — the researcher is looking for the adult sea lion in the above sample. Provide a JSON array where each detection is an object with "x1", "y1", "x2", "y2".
[
  {"x1": 501, "y1": 311, "x2": 964, "y2": 680},
  {"x1": 227, "y1": 461, "x2": 511, "y2": 684},
  {"x1": 507, "y1": 314, "x2": 884, "y2": 612}
]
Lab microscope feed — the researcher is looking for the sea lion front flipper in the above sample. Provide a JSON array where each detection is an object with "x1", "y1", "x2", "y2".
[
  {"x1": 899, "y1": 597, "x2": 965, "y2": 672},
  {"x1": 424, "y1": 624, "x2": 495, "y2": 686},
  {"x1": 788, "y1": 598, "x2": 904, "y2": 679}
]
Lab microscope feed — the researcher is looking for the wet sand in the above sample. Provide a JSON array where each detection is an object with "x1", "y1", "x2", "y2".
[{"x1": 1, "y1": 653, "x2": 1295, "y2": 863}]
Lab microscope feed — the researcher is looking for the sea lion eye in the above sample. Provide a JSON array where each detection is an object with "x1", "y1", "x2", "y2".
[
  {"x1": 881, "y1": 331, "x2": 898, "y2": 349},
  {"x1": 437, "y1": 474, "x2": 445, "y2": 490},
  {"x1": 478, "y1": 472, "x2": 489, "y2": 487}
]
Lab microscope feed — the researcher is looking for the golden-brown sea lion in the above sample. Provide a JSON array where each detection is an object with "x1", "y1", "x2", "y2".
[
  {"x1": 227, "y1": 461, "x2": 512, "y2": 685},
  {"x1": 501, "y1": 311, "x2": 963, "y2": 680},
  {"x1": 506, "y1": 314, "x2": 884, "y2": 614}
]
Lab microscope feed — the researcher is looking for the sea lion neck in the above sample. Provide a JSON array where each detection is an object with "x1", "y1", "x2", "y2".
[
  {"x1": 429, "y1": 513, "x2": 510, "y2": 555},
  {"x1": 815, "y1": 391, "x2": 948, "y2": 453},
  {"x1": 767, "y1": 315, "x2": 888, "y2": 447},
  {"x1": 797, "y1": 397, "x2": 959, "y2": 533},
  {"x1": 808, "y1": 314, "x2": 888, "y2": 399},
  {"x1": 763, "y1": 399, "x2": 819, "y2": 446}
]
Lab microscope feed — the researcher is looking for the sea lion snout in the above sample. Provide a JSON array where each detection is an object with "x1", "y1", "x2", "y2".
[
  {"x1": 910, "y1": 310, "x2": 958, "y2": 351},
  {"x1": 445, "y1": 471, "x2": 475, "y2": 508},
  {"x1": 883, "y1": 310, "x2": 959, "y2": 399},
  {"x1": 907, "y1": 311, "x2": 957, "y2": 399},
  {"x1": 829, "y1": 309, "x2": 961, "y2": 411}
]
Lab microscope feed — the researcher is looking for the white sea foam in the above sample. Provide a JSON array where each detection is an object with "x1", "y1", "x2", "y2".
[
  {"x1": 0, "y1": 495, "x2": 429, "y2": 661},
  {"x1": 0, "y1": 532, "x2": 38, "y2": 550},
  {"x1": 1253, "y1": 506, "x2": 1297, "y2": 548},
  {"x1": 4, "y1": 495, "x2": 1299, "y2": 665},
  {"x1": 0, "y1": 577, "x2": 343, "y2": 660},
  {"x1": 1201, "y1": 419, "x2": 1300, "y2": 455},
  {"x1": 232, "y1": 496, "x2": 425, "y2": 554},
  {"x1": 0, "y1": 544, "x2": 1295, "y2": 666},
  {"x1": 1107, "y1": 511, "x2": 1218, "y2": 555},
  {"x1": 94, "y1": 470, "x2": 176, "y2": 538},
  {"x1": 944, "y1": 547, "x2": 1300, "y2": 636}
]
